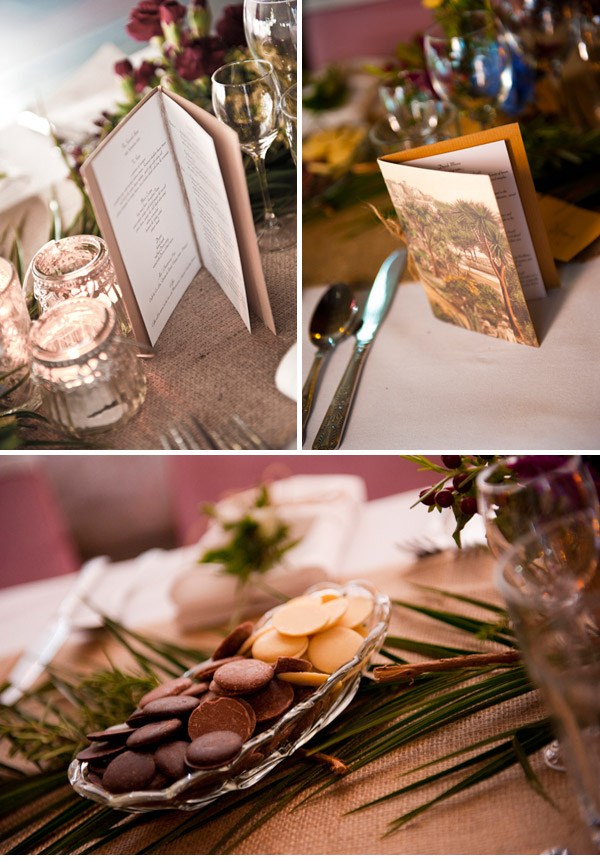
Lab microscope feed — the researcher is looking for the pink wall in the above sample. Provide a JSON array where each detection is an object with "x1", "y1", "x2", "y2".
[
  {"x1": 167, "y1": 454, "x2": 440, "y2": 545},
  {"x1": 0, "y1": 454, "x2": 441, "y2": 585},
  {"x1": 304, "y1": 0, "x2": 434, "y2": 69}
]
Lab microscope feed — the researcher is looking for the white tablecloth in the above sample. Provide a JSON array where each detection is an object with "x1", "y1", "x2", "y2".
[{"x1": 302, "y1": 256, "x2": 600, "y2": 450}]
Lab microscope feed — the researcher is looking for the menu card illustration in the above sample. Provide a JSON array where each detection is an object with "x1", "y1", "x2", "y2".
[
  {"x1": 379, "y1": 124, "x2": 559, "y2": 348},
  {"x1": 81, "y1": 87, "x2": 275, "y2": 347}
]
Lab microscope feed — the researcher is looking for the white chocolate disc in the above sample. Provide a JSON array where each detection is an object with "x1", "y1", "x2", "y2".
[
  {"x1": 276, "y1": 671, "x2": 330, "y2": 686},
  {"x1": 272, "y1": 602, "x2": 331, "y2": 637},
  {"x1": 337, "y1": 596, "x2": 374, "y2": 629},
  {"x1": 321, "y1": 597, "x2": 349, "y2": 628},
  {"x1": 307, "y1": 627, "x2": 365, "y2": 674},
  {"x1": 252, "y1": 627, "x2": 308, "y2": 662}
]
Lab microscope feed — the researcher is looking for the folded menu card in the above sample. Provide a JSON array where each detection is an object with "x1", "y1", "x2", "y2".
[
  {"x1": 81, "y1": 86, "x2": 275, "y2": 347},
  {"x1": 378, "y1": 124, "x2": 559, "y2": 348}
]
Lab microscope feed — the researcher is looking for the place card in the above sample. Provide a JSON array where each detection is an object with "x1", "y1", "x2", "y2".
[
  {"x1": 378, "y1": 124, "x2": 559, "y2": 348},
  {"x1": 81, "y1": 86, "x2": 275, "y2": 348},
  {"x1": 537, "y1": 193, "x2": 600, "y2": 262}
]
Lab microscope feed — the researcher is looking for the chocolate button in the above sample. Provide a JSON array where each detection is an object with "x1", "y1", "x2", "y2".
[
  {"x1": 243, "y1": 679, "x2": 294, "y2": 722},
  {"x1": 139, "y1": 677, "x2": 192, "y2": 708},
  {"x1": 190, "y1": 655, "x2": 245, "y2": 682},
  {"x1": 102, "y1": 750, "x2": 156, "y2": 793},
  {"x1": 86, "y1": 725, "x2": 135, "y2": 743},
  {"x1": 154, "y1": 740, "x2": 190, "y2": 780},
  {"x1": 213, "y1": 658, "x2": 274, "y2": 694},
  {"x1": 186, "y1": 681, "x2": 209, "y2": 697},
  {"x1": 273, "y1": 656, "x2": 312, "y2": 674},
  {"x1": 126, "y1": 718, "x2": 183, "y2": 749},
  {"x1": 212, "y1": 621, "x2": 254, "y2": 660},
  {"x1": 76, "y1": 740, "x2": 126, "y2": 763},
  {"x1": 126, "y1": 708, "x2": 150, "y2": 727},
  {"x1": 185, "y1": 731, "x2": 243, "y2": 769},
  {"x1": 188, "y1": 697, "x2": 254, "y2": 741},
  {"x1": 142, "y1": 696, "x2": 200, "y2": 719}
]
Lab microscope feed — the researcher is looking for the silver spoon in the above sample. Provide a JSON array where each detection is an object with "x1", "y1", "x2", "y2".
[{"x1": 302, "y1": 282, "x2": 359, "y2": 443}]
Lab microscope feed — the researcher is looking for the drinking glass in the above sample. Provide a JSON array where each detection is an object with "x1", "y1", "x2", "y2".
[
  {"x1": 496, "y1": 511, "x2": 600, "y2": 851},
  {"x1": 0, "y1": 257, "x2": 39, "y2": 409},
  {"x1": 280, "y1": 82, "x2": 297, "y2": 164},
  {"x1": 424, "y1": 10, "x2": 513, "y2": 128},
  {"x1": 477, "y1": 455, "x2": 600, "y2": 770},
  {"x1": 28, "y1": 235, "x2": 132, "y2": 337},
  {"x1": 243, "y1": 0, "x2": 297, "y2": 93},
  {"x1": 30, "y1": 298, "x2": 146, "y2": 437},
  {"x1": 211, "y1": 59, "x2": 295, "y2": 253},
  {"x1": 477, "y1": 456, "x2": 600, "y2": 562}
]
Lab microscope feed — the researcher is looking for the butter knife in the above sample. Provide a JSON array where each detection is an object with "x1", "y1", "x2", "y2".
[
  {"x1": 0, "y1": 556, "x2": 108, "y2": 706},
  {"x1": 312, "y1": 247, "x2": 408, "y2": 450}
]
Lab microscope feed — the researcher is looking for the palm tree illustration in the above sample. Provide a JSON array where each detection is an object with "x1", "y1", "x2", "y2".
[{"x1": 451, "y1": 200, "x2": 525, "y2": 341}]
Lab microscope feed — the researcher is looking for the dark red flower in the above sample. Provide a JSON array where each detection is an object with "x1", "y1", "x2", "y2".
[
  {"x1": 126, "y1": 0, "x2": 186, "y2": 41},
  {"x1": 216, "y1": 4, "x2": 245, "y2": 48},
  {"x1": 126, "y1": 1, "x2": 163, "y2": 41},
  {"x1": 114, "y1": 58, "x2": 134, "y2": 78},
  {"x1": 159, "y1": 1, "x2": 186, "y2": 25},
  {"x1": 174, "y1": 36, "x2": 226, "y2": 80},
  {"x1": 133, "y1": 60, "x2": 160, "y2": 92}
]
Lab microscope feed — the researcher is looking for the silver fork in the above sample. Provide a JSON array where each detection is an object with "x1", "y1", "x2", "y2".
[{"x1": 160, "y1": 414, "x2": 271, "y2": 450}]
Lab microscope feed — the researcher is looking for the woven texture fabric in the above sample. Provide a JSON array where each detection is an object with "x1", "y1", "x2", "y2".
[
  {"x1": 22, "y1": 248, "x2": 297, "y2": 450},
  {"x1": 0, "y1": 550, "x2": 595, "y2": 854}
]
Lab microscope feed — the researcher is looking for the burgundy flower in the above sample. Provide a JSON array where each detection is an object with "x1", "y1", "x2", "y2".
[
  {"x1": 126, "y1": 1, "x2": 163, "y2": 41},
  {"x1": 133, "y1": 60, "x2": 160, "y2": 92},
  {"x1": 216, "y1": 4, "x2": 245, "y2": 48},
  {"x1": 126, "y1": 0, "x2": 185, "y2": 41},
  {"x1": 174, "y1": 36, "x2": 226, "y2": 80},
  {"x1": 114, "y1": 58, "x2": 134, "y2": 78},
  {"x1": 159, "y1": 1, "x2": 186, "y2": 25}
]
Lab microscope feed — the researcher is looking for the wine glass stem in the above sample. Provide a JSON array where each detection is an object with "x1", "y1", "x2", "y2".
[{"x1": 251, "y1": 153, "x2": 278, "y2": 231}]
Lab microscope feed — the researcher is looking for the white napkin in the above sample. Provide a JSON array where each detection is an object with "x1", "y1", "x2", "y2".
[{"x1": 170, "y1": 474, "x2": 367, "y2": 630}]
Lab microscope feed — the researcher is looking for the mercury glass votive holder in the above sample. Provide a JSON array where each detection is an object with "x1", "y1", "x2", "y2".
[
  {"x1": 30, "y1": 235, "x2": 132, "y2": 336},
  {"x1": 0, "y1": 256, "x2": 39, "y2": 409},
  {"x1": 30, "y1": 298, "x2": 146, "y2": 437}
]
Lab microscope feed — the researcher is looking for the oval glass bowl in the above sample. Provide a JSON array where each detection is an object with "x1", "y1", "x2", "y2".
[{"x1": 68, "y1": 579, "x2": 390, "y2": 813}]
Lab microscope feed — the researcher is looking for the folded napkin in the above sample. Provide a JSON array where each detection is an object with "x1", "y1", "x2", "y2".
[{"x1": 170, "y1": 474, "x2": 367, "y2": 630}]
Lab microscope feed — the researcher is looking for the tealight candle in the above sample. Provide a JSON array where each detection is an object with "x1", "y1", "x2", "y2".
[
  {"x1": 0, "y1": 256, "x2": 38, "y2": 408},
  {"x1": 30, "y1": 235, "x2": 131, "y2": 336},
  {"x1": 30, "y1": 298, "x2": 146, "y2": 437}
]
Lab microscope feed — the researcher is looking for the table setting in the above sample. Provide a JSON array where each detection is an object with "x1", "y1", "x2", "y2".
[
  {"x1": 0, "y1": 0, "x2": 298, "y2": 451},
  {"x1": 302, "y1": 0, "x2": 600, "y2": 450},
  {"x1": 2, "y1": 453, "x2": 600, "y2": 854}
]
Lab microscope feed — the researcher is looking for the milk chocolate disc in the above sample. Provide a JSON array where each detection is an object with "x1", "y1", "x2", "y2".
[
  {"x1": 86, "y1": 725, "x2": 135, "y2": 743},
  {"x1": 139, "y1": 676, "x2": 192, "y2": 708},
  {"x1": 190, "y1": 655, "x2": 245, "y2": 681},
  {"x1": 188, "y1": 697, "x2": 254, "y2": 741},
  {"x1": 126, "y1": 718, "x2": 183, "y2": 749},
  {"x1": 102, "y1": 750, "x2": 156, "y2": 793},
  {"x1": 212, "y1": 621, "x2": 255, "y2": 660},
  {"x1": 273, "y1": 656, "x2": 312, "y2": 674},
  {"x1": 243, "y1": 679, "x2": 294, "y2": 722},
  {"x1": 185, "y1": 731, "x2": 243, "y2": 769},
  {"x1": 142, "y1": 696, "x2": 200, "y2": 719},
  {"x1": 154, "y1": 740, "x2": 191, "y2": 780},
  {"x1": 213, "y1": 658, "x2": 274, "y2": 694}
]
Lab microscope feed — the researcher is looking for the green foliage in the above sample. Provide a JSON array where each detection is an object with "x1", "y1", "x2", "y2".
[
  {"x1": 199, "y1": 485, "x2": 300, "y2": 584},
  {"x1": 0, "y1": 586, "x2": 559, "y2": 855}
]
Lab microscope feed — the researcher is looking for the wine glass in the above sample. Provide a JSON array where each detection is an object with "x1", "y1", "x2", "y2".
[
  {"x1": 211, "y1": 59, "x2": 295, "y2": 253},
  {"x1": 243, "y1": 0, "x2": 297, "y2": 93},
  {"x1": 280, "y1": 83, "x2": 297, "y2": 164},
  {"x1": 477, "y1": 454, "x2": 600, "y2": 769},
  {"x1": 496, "y1": 510, "x2": 600, "y2": 851},
  {"x1": 424, "y1": 10, "x2": 513, "y2": 128}
]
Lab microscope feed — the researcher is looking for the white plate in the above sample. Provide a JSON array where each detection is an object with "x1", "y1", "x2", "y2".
[{"x1": 275, "y1": 342, "x2": 297, "y2": 401}]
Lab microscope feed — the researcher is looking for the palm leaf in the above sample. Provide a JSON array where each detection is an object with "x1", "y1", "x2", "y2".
[{"x1": 0, "y1": 591, "x2": 555, "y2": 854}]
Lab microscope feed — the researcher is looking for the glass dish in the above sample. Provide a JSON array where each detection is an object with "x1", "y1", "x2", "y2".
[{"x1": 68, "y1": 579, "x2": 390, "y2": 813}]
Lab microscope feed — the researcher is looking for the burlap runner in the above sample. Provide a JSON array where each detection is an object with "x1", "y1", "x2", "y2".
[{"x1": 0, "y1": 550, "x2": 595, "y2": 854}]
